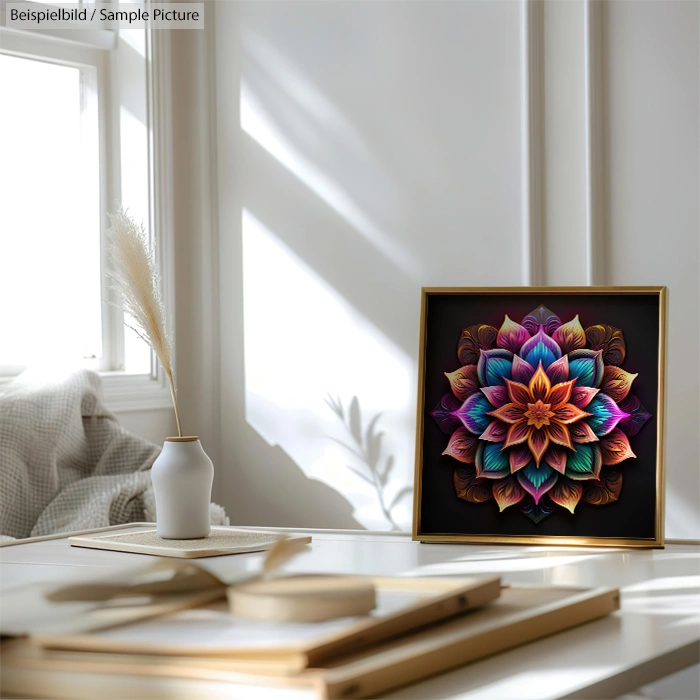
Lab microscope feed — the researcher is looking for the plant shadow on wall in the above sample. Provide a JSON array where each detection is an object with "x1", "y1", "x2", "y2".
[{"x1": 326, "y1": 395, "x2": 412, "y2": 531}]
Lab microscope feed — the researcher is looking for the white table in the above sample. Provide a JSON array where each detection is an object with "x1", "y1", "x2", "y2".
[{"x1": 1, "y1": 524, "x2": 699, "y2": 699}]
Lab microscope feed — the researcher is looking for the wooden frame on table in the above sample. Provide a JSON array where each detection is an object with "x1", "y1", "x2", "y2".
[{"x1": 413, "y1": 287, "x2": 667, "y2": 548}]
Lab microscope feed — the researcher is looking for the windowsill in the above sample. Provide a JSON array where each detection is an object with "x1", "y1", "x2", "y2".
[
  {"x1": 0, "y1": 371, "x2": 173, "y2": 413},
  {"x1": 100, "y1": 372, "x2": 173, "y2": 412}
]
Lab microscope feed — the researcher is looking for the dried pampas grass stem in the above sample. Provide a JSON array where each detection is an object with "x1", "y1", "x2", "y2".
[
  {"x1": 107, "y1": 209, "x2": 183, "y2": 437},
  {"x1": 262, "y1": 536, "x2": 310, "y2": 576}
]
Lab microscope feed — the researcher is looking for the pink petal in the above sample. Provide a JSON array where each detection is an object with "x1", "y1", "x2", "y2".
[
  {"x1": 570, "y1": 421, "x2": 599, "y2": 443},
  {"x1": 504, "y1": 421, "x2": 531, "y2": 448},
  {"x1": 442, "y1": 428, "x2": 478, "y2": 464},
  {"x1": 547, "y1": 422, "x2": 573, "y2": 450},
  {"x1": 505, "y1": 379, "x2": 531, "y2": 406},
  {"x1": 528, "y1": 429, "x2": 550, "y2": 465},
  {"x1": 546, "y1": 355, "x2": 570, "y2": 385},
  {"x1": 509, "y1": 444, "x2": 531, "y2": 473},
  {"x1": 489, "y1": 403, "x2": 526, "y2": 424},
  {"x1": 571, "y1": 386, "x2": 599, "y2": 408},
  {"x1": 552, "y1": 403, "x2": 590, "y2": 425},
  {"x1": 481, "y1": 385, "x2": 509, "y2": 407},
  {"x1": 480, "y1": 420, "x2": 508, "y2": 443},
  {"x1": 544, "y1": 445, "x2": 568, "y2": 474},
  {"x1": 517, "y1": 468, "x2": 559, "y2": 504},
  {"x1": 547, "y1": 379, "x2": 577, "y2": 406},
  {"x1": 512, "y1": 354, "x2": 535, "y2": 384},
  {"x1": 600, "y1": 428, "x2": 636, "y2": 465},
  {"x1": 496, "y1": 315, "x2": 531, "y2": 354}
]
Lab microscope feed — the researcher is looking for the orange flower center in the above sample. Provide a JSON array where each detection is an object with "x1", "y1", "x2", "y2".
[{"x1": 524, "y1": 400, "x2": 554, "y2": 430}]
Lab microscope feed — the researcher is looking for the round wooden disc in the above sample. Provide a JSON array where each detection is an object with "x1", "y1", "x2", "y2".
[{"x1": 228, "y1": 575, "x2": 377, "y2": 623}]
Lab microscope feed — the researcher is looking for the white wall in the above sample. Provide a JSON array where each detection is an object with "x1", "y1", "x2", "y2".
[
  {"x1": 116, "y1": 409, "x2": 175, "y2": 446},
  {"x1": 113, "y1": 23, "x2": 220, "y2": 468},
  {"x1": 215, "y1": 0, "x2": 523, "y2": 530},
  {"x1": 602, "y1": 0, "x2": 700, "y2": 539},
  {"x1": 212, "y1": 0, "x2": 699, "y2": 539}
]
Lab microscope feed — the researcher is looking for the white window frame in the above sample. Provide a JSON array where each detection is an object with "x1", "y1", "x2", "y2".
[{"x1": 0, "y1": 1, "x2": 174, "y2": 411}]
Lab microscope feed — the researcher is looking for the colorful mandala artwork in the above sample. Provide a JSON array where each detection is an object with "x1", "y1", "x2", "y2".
[{"x1": 430, "y1": 305, "x2": 652, "y2": 523}]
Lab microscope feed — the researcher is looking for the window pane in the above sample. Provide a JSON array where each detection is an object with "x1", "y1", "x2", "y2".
[{"x1": 0, "y1": 54, "x2": 102, "y2": 366}]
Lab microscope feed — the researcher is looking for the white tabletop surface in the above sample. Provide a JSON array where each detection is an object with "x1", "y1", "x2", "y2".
[{"x1": 1, "y1": 524, "x2": 699, "y2": 699}]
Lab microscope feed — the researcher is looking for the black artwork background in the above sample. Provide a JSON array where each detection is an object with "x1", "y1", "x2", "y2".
[{"x1": 419, "y1": 292, "x2": 660, "y2": 540}]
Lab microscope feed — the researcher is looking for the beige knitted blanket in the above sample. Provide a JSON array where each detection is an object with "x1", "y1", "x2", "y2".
[{"x1": 0, "y1": 370, "x2": 226, "y2": 539}]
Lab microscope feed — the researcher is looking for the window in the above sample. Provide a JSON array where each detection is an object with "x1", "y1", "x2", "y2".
[
  {"x1": 0, "y1": 53, "x2": 103, "y2": 368},
  {"x1": 0, "y1": 2, "x2": 171, "y2": 407}
]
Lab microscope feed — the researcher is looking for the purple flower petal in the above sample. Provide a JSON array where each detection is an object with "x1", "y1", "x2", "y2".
[
  {"x1": 477, "y1": 348, "x2": 513, "y2": 387},
  {"x1": 521, "y1": 305, "x2": 562, "y2": 336},
  {"x1": 430, "y1": 394, "x2": 462, "y2": 434},
  {"x1": 520, "y1": 328, "x2": 563, "y2": 369},
  {"x1": 617, "y1": 394, "x2": 652, "y2": 437}
]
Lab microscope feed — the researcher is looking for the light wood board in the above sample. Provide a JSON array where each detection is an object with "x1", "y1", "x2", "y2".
[
  {"x1": 69, "y1": 527, "x2": 312, "y2": 558},
  {"x1": 32, "y1": 576, "x2": 503, "y2": 671},
  {"x1": 2, "y1": 584, "x2": 620, "y2": 700}
]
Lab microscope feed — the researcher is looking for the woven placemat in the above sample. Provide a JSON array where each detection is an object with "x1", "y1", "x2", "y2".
[{"x1": 69, "y1": 527, "x2": 311, "y2": 558}]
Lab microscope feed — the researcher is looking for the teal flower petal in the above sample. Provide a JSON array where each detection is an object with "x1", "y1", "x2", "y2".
[
  {"x1": 564, "y1": 443, "x2": 602, "y2": 480},
  {"x1": 455, "y1": 393, "x2": 492, "y2": 434},
  {"x1": 520, "y1": 328, "x2": 562, "y2": 369},
  {"x1": 475, "y1": 442, "x2": 510, "y2": 479},
  {"x1": 567, "y1": 349, "x2": 604, "y2": 388},
  {"x1": 517, "y1": 461, "x2": 558, "y2": 504},
  {"x1": 587, "y1": 394, "x2": 628, "y2": 436},
  {"x1": 477, "y1": 348, "x2": 513, "y2": 387}
]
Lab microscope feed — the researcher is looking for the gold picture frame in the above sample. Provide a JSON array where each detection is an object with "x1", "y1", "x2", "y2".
[{"x1": 412, "y1": 286, "x2": 667, "y2": 548}]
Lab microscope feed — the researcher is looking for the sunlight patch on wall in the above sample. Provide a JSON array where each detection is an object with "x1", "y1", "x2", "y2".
[
  {"x1": 242, "y1": 210, "x2": 414, "y2": 530},
  {"x1": 240, "y1": 81, "x2": 418, "y2": 278}
]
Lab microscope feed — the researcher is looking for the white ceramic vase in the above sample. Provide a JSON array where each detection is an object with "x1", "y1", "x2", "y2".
[{"x1": 150, "y1": 437, "x2": 214, "y2": 539}]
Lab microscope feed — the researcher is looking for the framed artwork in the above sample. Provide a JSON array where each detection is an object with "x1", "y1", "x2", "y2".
[{"x1": 413, "y1": 287, "x2": 666, "y2": 548}]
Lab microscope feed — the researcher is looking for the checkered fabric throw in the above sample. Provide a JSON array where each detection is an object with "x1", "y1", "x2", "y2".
[{"x1": 1, "y1": 370, "x2": 190, "y2": 539}]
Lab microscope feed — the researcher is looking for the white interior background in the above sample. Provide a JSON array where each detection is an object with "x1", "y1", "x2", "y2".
[
  {"x1": 118, "y1": 0, "x2": 699, "y2": 540},
  {"x1": 39, "y1": 0, "x2": 700, "y2": 700}
]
